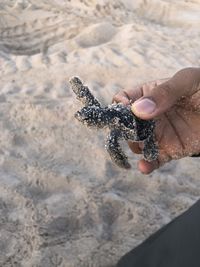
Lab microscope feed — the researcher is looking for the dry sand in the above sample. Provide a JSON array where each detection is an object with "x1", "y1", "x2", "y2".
[{"x1": 0, "y1": 0, "x2": 200, "y2": 266}]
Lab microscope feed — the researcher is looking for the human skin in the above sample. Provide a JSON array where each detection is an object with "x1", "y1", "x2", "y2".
[{"x1": 113, "y1": 68, "x2": 200, "y2": 174}]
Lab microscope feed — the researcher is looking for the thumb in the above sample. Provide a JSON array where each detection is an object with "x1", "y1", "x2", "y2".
[
  {"x1": 131, "y1": 81, "x2": 177, "y2": 119},
  {"x1": 131, "y1": 68, "x2": 200, "y2": 119}
]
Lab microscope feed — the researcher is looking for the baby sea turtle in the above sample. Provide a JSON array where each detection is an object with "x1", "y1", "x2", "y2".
[{"x1": 70, "y1": 77, "x2": 158, "y2": 169}]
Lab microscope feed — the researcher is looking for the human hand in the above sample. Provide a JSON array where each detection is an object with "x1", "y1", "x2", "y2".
[{"x1": 113, "y1": 68, "x2": 200, "y2": 174}]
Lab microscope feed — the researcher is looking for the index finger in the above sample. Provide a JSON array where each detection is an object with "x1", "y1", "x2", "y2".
[
  {"x1": 112, "y1": 79, "x2": 169, "y2": 106},
  {"x1": 112, "y1": 86, "x2": 143, "y2": 105}
]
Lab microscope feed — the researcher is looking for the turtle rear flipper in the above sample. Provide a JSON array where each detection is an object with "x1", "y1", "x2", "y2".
[
  {"x1": 105, "y1": 129, "x2": 131, "y2": 169},
  {"x1": 143, "y1": 136, "x2": 159, "y2": 162}
]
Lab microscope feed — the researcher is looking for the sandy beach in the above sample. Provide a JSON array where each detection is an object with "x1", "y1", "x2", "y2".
[{"x1": 0, "y1": 0, "x2": 200, "y2": 266}]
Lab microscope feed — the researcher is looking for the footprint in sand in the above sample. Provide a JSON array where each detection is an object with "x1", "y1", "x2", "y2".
[{"x1": 75, "y1": 22, "x2": 117, "y2": 48}]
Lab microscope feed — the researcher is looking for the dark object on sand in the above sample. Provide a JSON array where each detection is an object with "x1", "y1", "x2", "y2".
[
  {"x1": 69, "y1": 77, "x2": 158, "y2": 169},
  {"x1": 117, "y1": 199, "x2": 200, "y2": 267}
]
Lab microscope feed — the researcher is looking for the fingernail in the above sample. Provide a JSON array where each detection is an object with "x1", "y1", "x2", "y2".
[{"x1": 132, "y1": 98, "x2": 156, "y2": 115}]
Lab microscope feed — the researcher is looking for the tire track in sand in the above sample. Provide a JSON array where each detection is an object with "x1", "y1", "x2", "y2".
[{"x1": 0, "y1": 15, "x2": 87, "y2": 55}]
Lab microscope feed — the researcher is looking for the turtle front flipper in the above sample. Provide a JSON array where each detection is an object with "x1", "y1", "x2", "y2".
[
  {"x1": 143, "y1": 135, "x2": 158, "y2": 162},
  {"x1": 105, "y1": 129, "x2": 131, "y2": 169},
  {"x1": 69, "y1": 77, "x2": 101, "y2": 107}
]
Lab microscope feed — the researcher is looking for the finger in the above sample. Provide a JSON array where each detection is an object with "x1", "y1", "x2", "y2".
[
  {"x1": 113, "y1": 87, "x2": 143, "y2": 105},
  {"x1": 128, "y1": 141, "x2": 142, "y2": 154},
  {"x1": 138, "y1": 159, "x2": 159, "y2": 174},
  {"x1": 112, "y1": 91, "x2": 130, "y2": 105},
  {"x1": 132, "y1": 81, "x2": 182, "y2": 120},
  {"x1": 132, "y1": 68, "x2": 200, "y2": 120},
  {"x1": 112, "y1": 80, "x2": 164, "y2": 106},
  {"x1": 138, "y1": 150, "x2": 172, "y2": 174}
]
